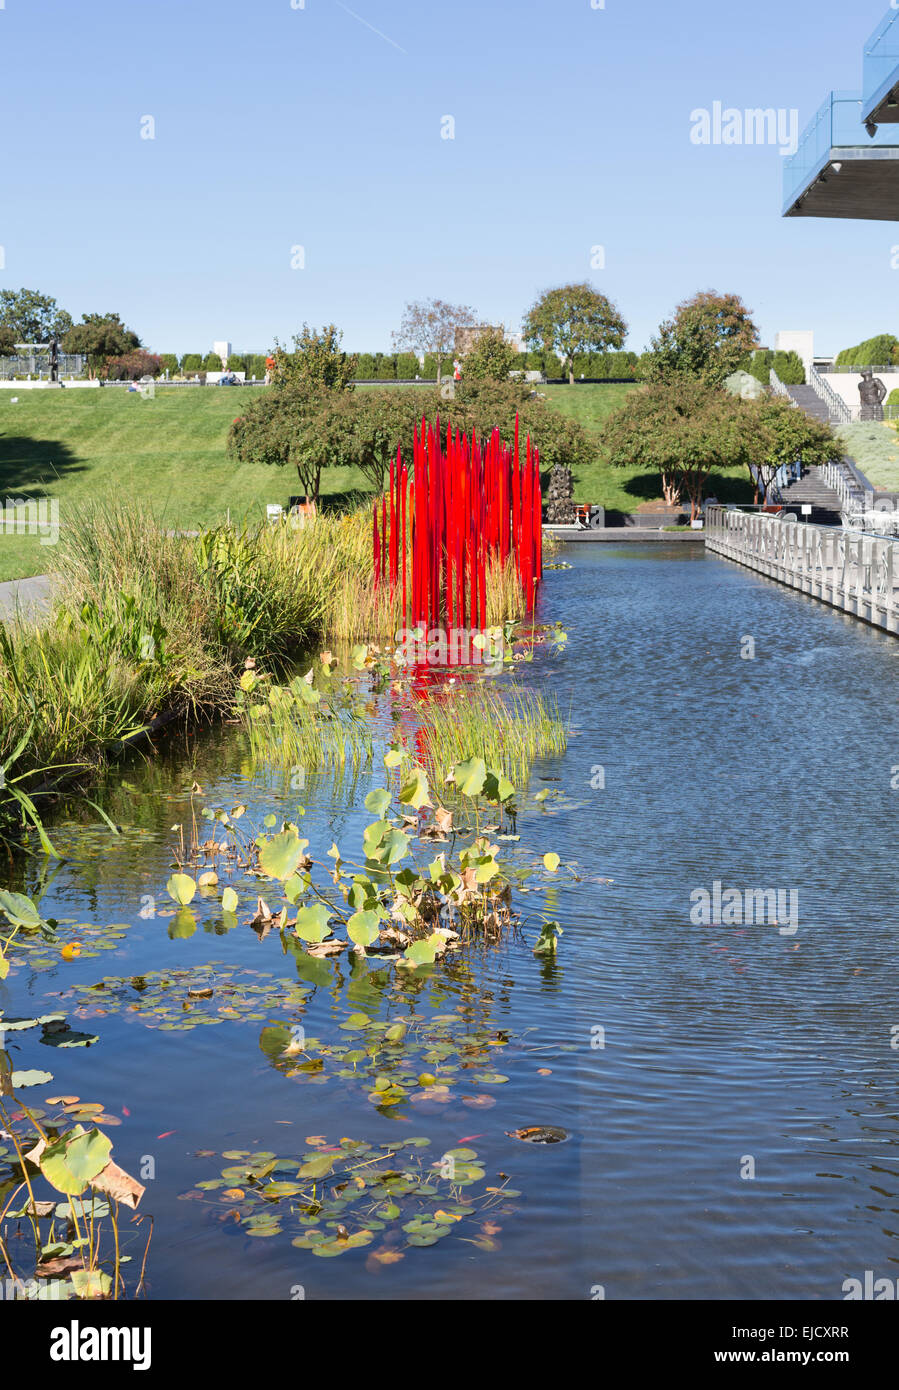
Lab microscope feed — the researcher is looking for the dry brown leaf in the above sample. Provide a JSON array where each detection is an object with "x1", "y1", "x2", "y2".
[
  {"x1": 90, "y1": 1158, "x2": 146, "y2": 1210},
  {"x1": 39, "y1": 1254, "x2": 84, "y2": 1277}
]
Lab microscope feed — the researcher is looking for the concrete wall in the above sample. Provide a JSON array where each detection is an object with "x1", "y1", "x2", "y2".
[{"x1": 824, "y1": 371, "x2": 899, "y2": 413}]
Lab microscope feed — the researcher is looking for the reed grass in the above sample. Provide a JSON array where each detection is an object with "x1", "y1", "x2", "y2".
[
  {"x1": 0, "y1": 498, "x2": 539, "y2": 826},
  {"x1": 413, "y1": 684, "x2": 567, "y2": 783}
]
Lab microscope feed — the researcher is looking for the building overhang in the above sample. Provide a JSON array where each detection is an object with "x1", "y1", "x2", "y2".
[{"x1": 783, "y1": 146, "x2": 899, "y2": 219}]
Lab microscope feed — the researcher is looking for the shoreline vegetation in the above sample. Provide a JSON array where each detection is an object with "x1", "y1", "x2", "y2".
[{"x1": 0, "y1": 499, "x2": 563, "y2": 844}]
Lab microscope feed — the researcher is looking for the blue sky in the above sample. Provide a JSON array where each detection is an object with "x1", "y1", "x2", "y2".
[{"x1": 1, "y1": 0, "x2": 895, "y2": 357}]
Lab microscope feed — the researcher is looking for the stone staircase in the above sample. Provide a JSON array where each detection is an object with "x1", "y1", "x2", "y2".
[
  {"x1": 776, "y1": 466, "x2": 843, "y2": 524},
  {"x1": 785, "y1": 383, "x2": 837, "y2": 424}
]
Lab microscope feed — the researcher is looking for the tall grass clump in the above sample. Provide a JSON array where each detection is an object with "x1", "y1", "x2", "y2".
[
  {"x1": 0, "y1": 496, "x2": 539, "y2": 830},
  {"x1": 414, "y1": 685, "x2": 567, "y2": 784}
]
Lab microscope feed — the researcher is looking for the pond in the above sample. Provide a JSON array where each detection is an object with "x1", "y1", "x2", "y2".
[{"x1": 2, "y1": 542, "x2": 898, "y2": 1300}]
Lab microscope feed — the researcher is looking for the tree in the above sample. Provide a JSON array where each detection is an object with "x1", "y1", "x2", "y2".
[
  {"x1": 739, "y1": 396, "x2": 840, "y2": 503},
  {"x1": 523, "y1": 283, "x2": 627, "y2": 386},
  {"x1": 157, "y1": 354, "x2": 179, "y2": 375},
  {"x1": 0, "y1": 326, "x2": 16, "y2": 357},
  {"x1": 228, "y1": 382, "x2": 356, "y2": 505},
  {"x1": 461, "y1": 328, "x2": 519, "y2": 382},
  {"x1": 0, "y1": 288, "x2": 72, "y2": 343},
  {"x1": 602, "y1": 379, "x2": 747, "y2": 519},
  {"x1": 345, "y1": 388, "x2": 435, "y2": 491},
  {"x1": 645, "y1": 290, "x2": 759, "y2": 387},
  {"x1": 61, "y1": 313, "x2": 140, "y2": 379},
  {"x1": 392, "y1": 298, "x2": 478, "y2": 385},
  {"x1": 270, "y1": 323, "x2": 357, "y2": 392}
]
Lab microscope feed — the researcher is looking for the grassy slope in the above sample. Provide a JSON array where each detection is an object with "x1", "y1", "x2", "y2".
[
  {"x1": 0, "y1": 381, "x2": 755, "y2": 581},
  {"x1": 0, "y1": 388, "x2": 365, "y2": 582},
  {"x1": 836, "y1": 421, "x2": 899, "y2": 490}
]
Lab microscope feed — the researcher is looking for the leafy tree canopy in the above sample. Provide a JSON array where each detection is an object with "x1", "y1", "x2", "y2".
[
  {"x1": 61, "y1": 313, "x2": 141, "y2": 377},
  {"x1": 461, "y1": 328, "x2": 519, "y2": 382},
  {"x1": 0, "y1": 288, "x2": 73, "y2": 343},
  {"x1": 0, "y1": 326, "x2": 16, "y2": 357},
  {"x1": 523, "y1": 282, "x2": 627, "y2": 386},
  {"x1": 270, "y1": 323, "x2": 358, "y2": 392},
  {"x1": 644, "y1": 290, "x2": 759, "y2": 387},
  {"x1": 229, "y1": 377, "x2": 596, "y2": 502}
]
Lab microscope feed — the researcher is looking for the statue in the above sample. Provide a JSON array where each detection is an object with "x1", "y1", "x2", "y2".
[
  {"x1": 48, "y1": 335, "x2": 60, "y2": 384},
  {"x1": 858, "y1": 368, "x2": 887, "y2": 422}
]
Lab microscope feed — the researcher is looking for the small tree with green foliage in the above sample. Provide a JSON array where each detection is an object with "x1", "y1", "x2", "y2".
[
  {"x1": 644, "y1": 290, "x2": 759, "y2": 387},
  {"x1": 739, "y1": 395, "x2": 840, "y2": 502},
  {"x1": 62, "y1": 313, "x2": 141, "y2": 379},
  {"x1": 270, "y1": 323, "x2": 357, "y2": 392},
  {"x1": 0, "y1": 326, "x2": 16, "y2": 357},
  {"x1": 461, "y1": 328, "x2": 520, "y2": 382},
  {"x1": 523, "y1": 282, "x2": 628, "y2": 386},
  {"x1": 229, "y1": 382, "x2": 357, "y2": 504},
  {"x1": 602, "y1": 380, "x2": 745, "y2": 518}
]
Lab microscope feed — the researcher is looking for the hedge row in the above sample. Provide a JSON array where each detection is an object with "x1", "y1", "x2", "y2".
[{"x1": 834, "y1": 335, "x2": 899, "y2": 369}]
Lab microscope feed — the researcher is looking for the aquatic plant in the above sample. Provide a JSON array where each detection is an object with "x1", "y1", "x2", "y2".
[{"x1": 0, "y1": 1022, "x2": 148, "y2": 1300}]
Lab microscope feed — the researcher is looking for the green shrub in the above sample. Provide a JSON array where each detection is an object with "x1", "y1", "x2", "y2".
[
  {"x1": 420, "y1": 355, "x2": 440, "y2": 380},
  {"x1": 373, "y1": 353, "x2": 397, "y2": 381},
  {"x1": 158, "y1": 353, "x2": 179, "y2": 375},
  {"x1": 771, "y1": 350, "x2": 804, "y2": 385},
  {"x1": 462, "y1": 330, "x2": 520, "y2": 382},
  {"x1": 181, "y1": 354, "x2": 203, "y2": 373},
  {"x1": 570, "y1": 350, "x2": 637, "y2": 378},
  {"x1": 203, "y1": 351, "x2": 224, "y2": 372},
  {"x1": 395, "y1": 352, "x2": 420, "y2": 379},
  {"x1": 355, "y1": 353, "x2": 377, "y2": 379},
  {"x1": 835, "y1": 334, "x2": 899, "y2": 368}
]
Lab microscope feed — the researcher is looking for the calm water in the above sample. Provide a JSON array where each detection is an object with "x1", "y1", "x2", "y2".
[{"x1": 3, "y1": 542, "x2": 899, "y2": 1300}]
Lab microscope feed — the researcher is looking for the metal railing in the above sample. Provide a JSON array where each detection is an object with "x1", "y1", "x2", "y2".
[
  {"x1": 863, "y1": 7, "x2": 899, "y2": 123},
  {"x1": 705, "y1": 505, "x2": 899, "y2": 634},
  {"x1": 769, "y1": 368, "x2": 793, "y2": 400},
  {"x1": 0, "y1": 352, "x2": 86, "y2": 378},
  {"x1": 809, "y1": 363, "x2": 852, "y2": 423},
  {"x1": 818, "y1": 363, "x2": 899, "y2": 374},
  {"x1": 820, "y1": 456, "x2": 873, "y2": 517}
]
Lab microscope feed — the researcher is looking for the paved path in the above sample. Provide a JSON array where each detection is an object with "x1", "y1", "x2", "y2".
[
  {"x1": 546, "y1": 527, "x2": 705, "y2": 543},
  {"x1": 0, "y1": 574, "x2": 53, "y2": 623}
]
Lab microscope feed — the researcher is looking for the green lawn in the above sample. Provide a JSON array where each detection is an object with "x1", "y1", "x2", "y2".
[
  {"x1": 0, "y1": 381, "x2": 755, "y2": 582},
  {"x1": 0, "y1": 387, "x2": 366, "y2": 581},
  {"x1": 836, "y1": 421, "x2": 899, "y2": 490}
]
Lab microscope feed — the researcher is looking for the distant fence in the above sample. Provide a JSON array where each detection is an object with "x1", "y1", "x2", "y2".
[
  {"x1": 0, "y1": 352, "x2": 86, "y2": 378},
  {"x1": 705, "y1": 505, "x2": 899, "y2": 635}
]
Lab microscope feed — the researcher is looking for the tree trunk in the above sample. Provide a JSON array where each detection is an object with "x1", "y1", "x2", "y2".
[{"x1": 661, "y1": 473, "x2": 681, "y2": 508}]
